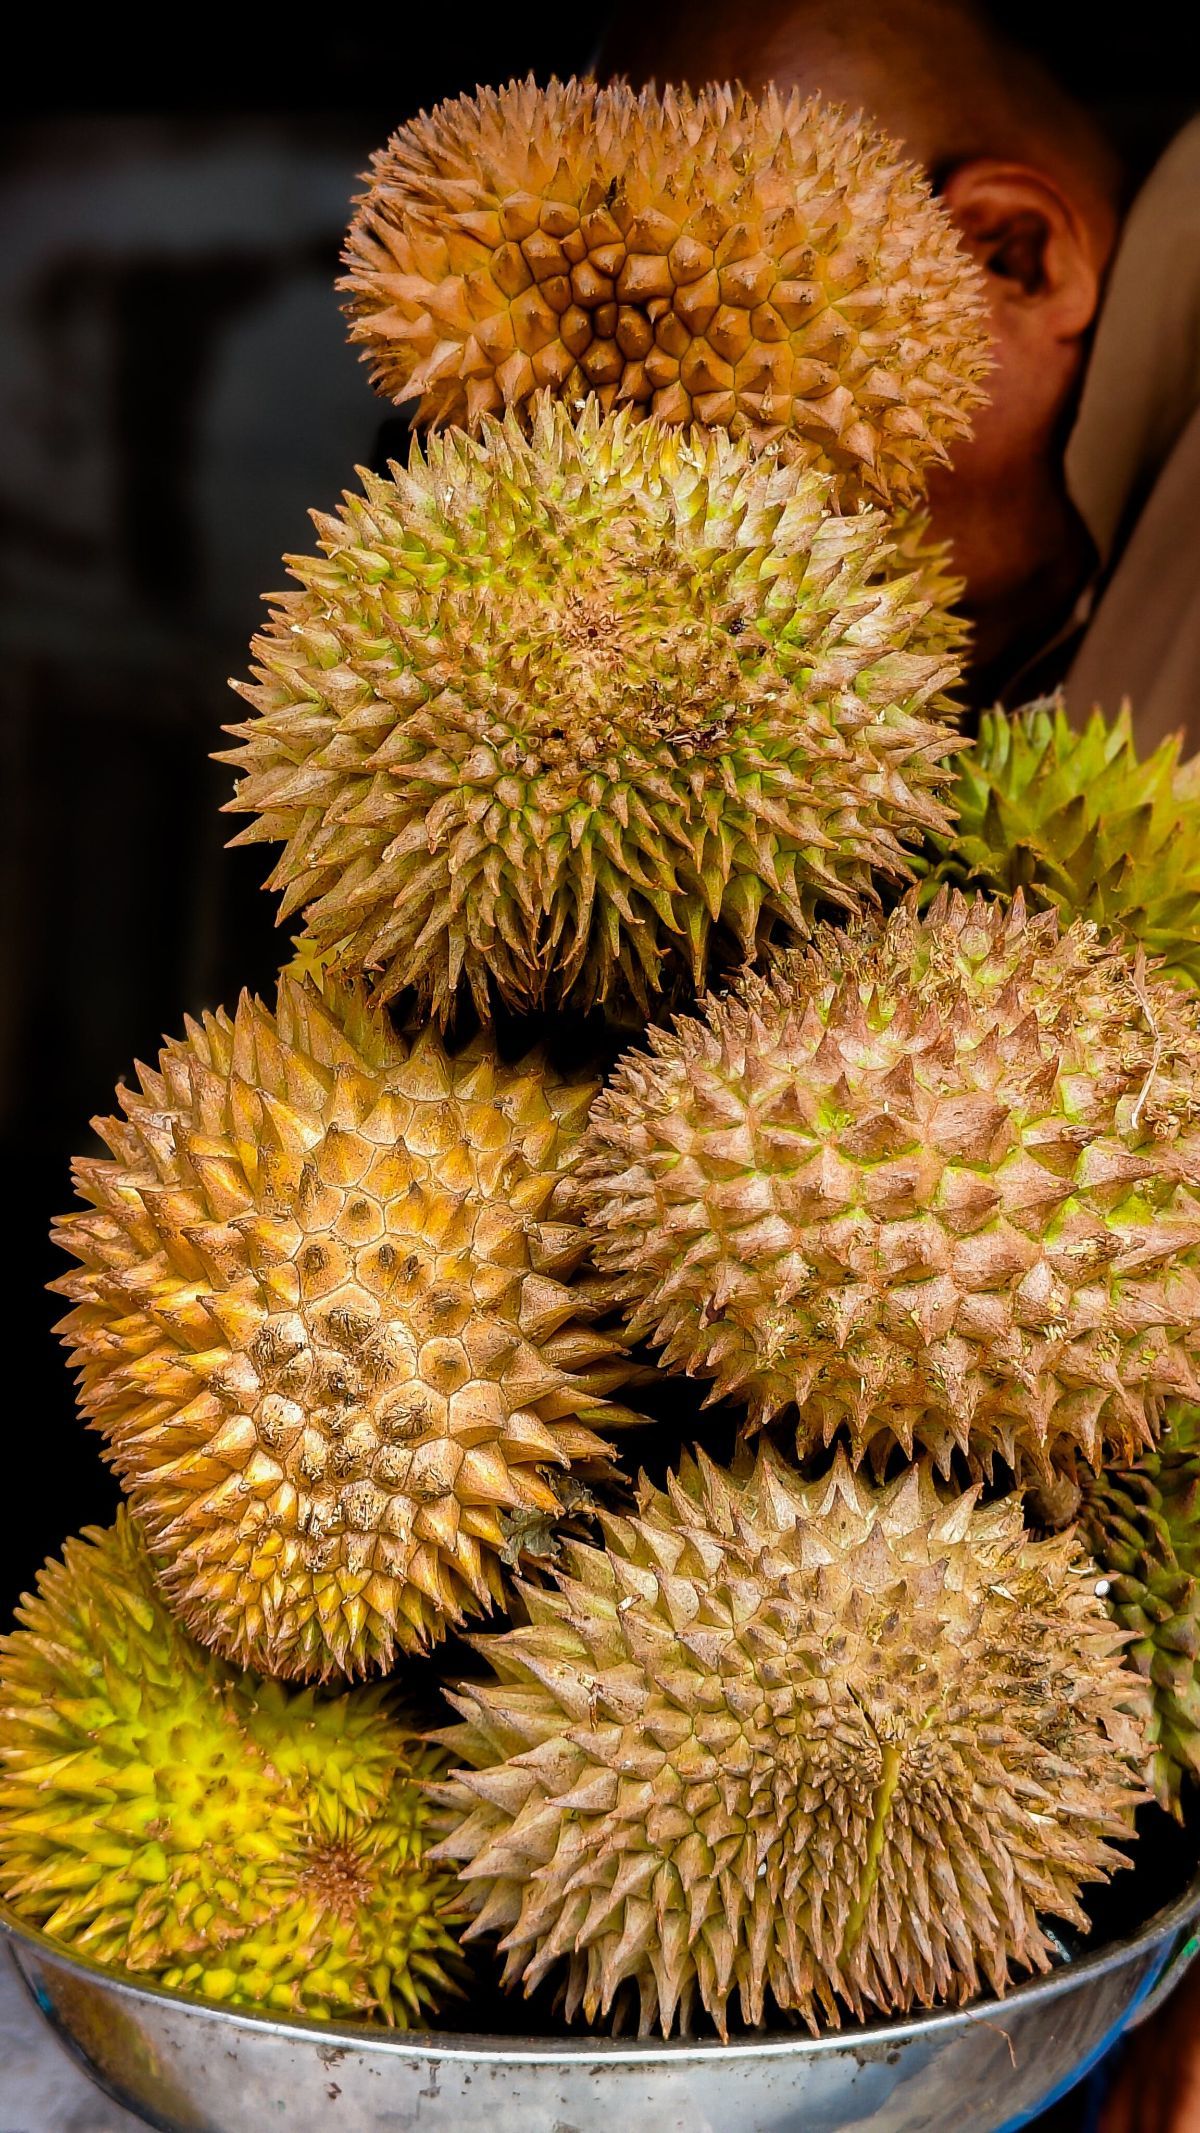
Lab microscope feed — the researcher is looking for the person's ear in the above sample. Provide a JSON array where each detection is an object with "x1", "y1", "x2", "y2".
[{"x1": 938, "y1": 160, "x2": 1102, "y2": 341}]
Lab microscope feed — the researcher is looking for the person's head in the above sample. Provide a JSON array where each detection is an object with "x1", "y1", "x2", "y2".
[{"x1": 598, "y1": 0, "x2": 1128, "y2": 682}]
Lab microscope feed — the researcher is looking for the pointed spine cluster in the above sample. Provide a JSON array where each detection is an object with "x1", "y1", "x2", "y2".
[{"x1": 925, "y1": 699, "x2": 1200, "y2": 989}]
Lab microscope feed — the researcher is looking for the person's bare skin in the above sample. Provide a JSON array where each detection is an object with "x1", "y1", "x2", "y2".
[
  {"x1": 598, "y1": 7, "x2": 1199, "y2": 2126},
  {"x1": 600, "y1": 0, "x2": 1122, "y2": 703}
]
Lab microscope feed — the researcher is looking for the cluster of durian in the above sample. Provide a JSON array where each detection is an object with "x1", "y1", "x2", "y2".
[{"x1": 5, "y1": 75, "x2": 1200, "y2": 2048}]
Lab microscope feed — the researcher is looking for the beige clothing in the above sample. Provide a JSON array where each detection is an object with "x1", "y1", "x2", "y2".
[{"x1": 1062, "y1": 118, "x2": 1200, "y2": 750}]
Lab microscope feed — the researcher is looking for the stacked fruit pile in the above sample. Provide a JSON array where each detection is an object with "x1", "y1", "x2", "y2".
[{"x1": 5, "y1": 77, "x2": 1200, "y2": 2044}]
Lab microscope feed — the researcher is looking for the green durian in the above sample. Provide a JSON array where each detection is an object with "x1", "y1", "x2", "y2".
[
  {"x1": 219, "y1": 395, "x2": 961, "y2": 1024},
  {"x1": 0, "y1": 1514, "x2": 464, "y2": 2024},
  {"x1": 923, "y1": 699, "x2": 1200, "y2": 988},
  {"x1": 1082, "y1": 1402, "x2": 1200, "y2": 1818}
]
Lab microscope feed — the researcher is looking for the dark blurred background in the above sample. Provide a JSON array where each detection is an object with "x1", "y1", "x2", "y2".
[
  {"x1": 0, "y1": 28, "x2": 603, "y2": 1613},
  {"x1": 1, "y1": 15, "x2": 1195, "y2": 1619}
]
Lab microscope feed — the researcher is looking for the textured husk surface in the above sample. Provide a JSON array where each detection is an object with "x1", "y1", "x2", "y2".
[
  {"x1": 220, "y1": 399, "x2": 961, "y2": 1023},
  {"x1": 434, "y1": 1447, "x2": 1147, "y2": 2037},
  {"x1": 52, "y1": 974, "x2": 641, "y2": 1680},
  {"x1": 0, "y1": 1514, "x2": 464, "y2": 2024},
  {"x1": 341, "y1": 77, "x2": 990, "y2": 507},
  {"x1": 578, "y1": 892, "x2": 1200, "y2": 1480}
]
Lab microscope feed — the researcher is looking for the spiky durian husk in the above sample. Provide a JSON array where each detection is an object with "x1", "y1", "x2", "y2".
[
  {"x1": 1081, "y1": 1402, "x2": 1200, "y2": 1818},
  {"x1": 887, "y1": 508, "x2": 969, "y2": 658},
  {"x1": 340, "y1": 78, "x2": 990, "y2": 506},
  {"x1": 51, "y1": 974, "x2": 640, "y2": 1681},
  {"x1": 219, "y1": 399, "x2": 960, "y2": 1023},
  {"x1": 923, "y1": 699, "x2": 1200, "y2": 988},
  {"x1": 0, "y1": 1514, "x2": 463, "y2": 2024},
  {"x1": 578, "y1": 892, "x2": 1200, "y2": 1480},
  {"x1": 433, "y1": 1447, "x2": 1146, "y2": 2039}
]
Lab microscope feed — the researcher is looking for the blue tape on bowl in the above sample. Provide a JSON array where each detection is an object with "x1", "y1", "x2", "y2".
[{"x1": 993, "y1": 1944, "x2": 1170, "y2": 2133}]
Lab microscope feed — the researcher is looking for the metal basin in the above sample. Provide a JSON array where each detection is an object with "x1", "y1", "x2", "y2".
[{"x1": 4, "y1": 1879, "x2": 1199, "y2": 2133}]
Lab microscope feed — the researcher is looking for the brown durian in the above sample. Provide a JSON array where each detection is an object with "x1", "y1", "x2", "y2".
[
  {"x1": 51, "y1": 974, "x2": 641, "y2": 1680},
  {"x1": 341, "y1": 77, "x2": 990, "y2": 506},
  {"x1": 577, "y1": 892, "x2": 1200, "y2": 1480},
  {"x1": 434, "y1": 1447, "x2": 1147, "y2": 2037}
]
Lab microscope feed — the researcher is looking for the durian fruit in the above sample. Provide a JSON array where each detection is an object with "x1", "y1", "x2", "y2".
[
  {"x1": 1081, "y1": 1402, "x2": 1200, "y2": 1819},
  {"x1": 924, "y1": 699, "x2": 1200, "y2": 989},
  {"x1": 578, "y1": 891, "x2": 1200, "y2": 1480},
  {"x1": 0, "y1": 1514, "x2": 463, "y2": 2024},
  {"x1": 341, "y1": 77, "x2": 990, "y2": 506},
  {"x1": 52, "y1": 973, "x2": 642, "y2": 1681},
  {"x1": 219, "y1": 397, "x2": 961, "y2": 1023},
  {"x1": 433, "y1": 1447, "x2": 1147, "y2": 2038},
  {"x1": 889, "y1": 510, "x2": 969, "y2": 659}
]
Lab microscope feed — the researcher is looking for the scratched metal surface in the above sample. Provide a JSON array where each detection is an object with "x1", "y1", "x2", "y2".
[
  {"x1": 3, "y1": 1880, "x2": 1199, "y2": 2133},
  {"x1": 5, "y1": 1823, "x2": 1200, "y2": 2133}
]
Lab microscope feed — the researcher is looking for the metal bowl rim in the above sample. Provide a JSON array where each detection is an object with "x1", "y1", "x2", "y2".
[{"x1": 5, "y1": 1870, "x2": 1200, "y2": 2069}]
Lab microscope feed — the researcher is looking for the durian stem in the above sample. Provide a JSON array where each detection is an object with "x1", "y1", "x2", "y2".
[{"x1": 843, "y1": 1739, "x2": 903, "y2": 1960}]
